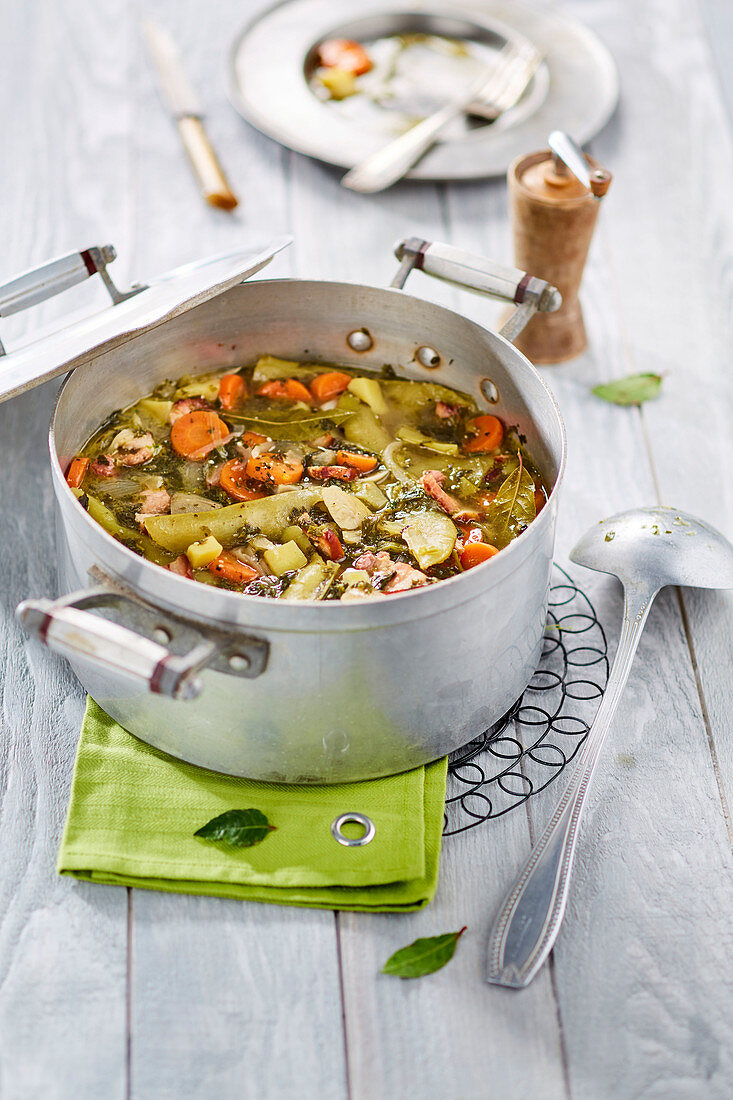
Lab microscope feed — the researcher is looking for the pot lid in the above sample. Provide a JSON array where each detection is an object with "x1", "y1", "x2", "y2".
[{"x1": 0, "y1": 236, "x2": 291, "y2": 405}]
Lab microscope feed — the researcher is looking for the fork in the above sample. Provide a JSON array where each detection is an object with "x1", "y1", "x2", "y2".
[{"x1": 341, "y1": 42, "x2": 542, "y2": 194}]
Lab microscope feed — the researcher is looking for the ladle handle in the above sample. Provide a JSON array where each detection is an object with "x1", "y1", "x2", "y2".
[{"x1": 486, "y1": 581, "x2": 657, "y2": 988}]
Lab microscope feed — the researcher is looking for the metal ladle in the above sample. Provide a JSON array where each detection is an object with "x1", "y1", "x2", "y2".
[{"x1": 486, "y1": 505, "x2": 733, "y2": 989}]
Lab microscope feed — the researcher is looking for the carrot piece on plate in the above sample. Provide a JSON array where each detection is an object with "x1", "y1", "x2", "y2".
[{"x1": 318, "y1": 38, "x2": 373, "y2": 75}]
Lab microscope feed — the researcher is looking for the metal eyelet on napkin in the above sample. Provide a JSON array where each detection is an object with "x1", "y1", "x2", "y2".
[{"x1": 331, "y1": 812, "x2": 375, "y2": 847}]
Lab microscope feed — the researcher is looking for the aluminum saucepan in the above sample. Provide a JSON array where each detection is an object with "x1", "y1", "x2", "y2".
[{"x1": 16, "y1": 237, "x2": 566, "y2": 782}]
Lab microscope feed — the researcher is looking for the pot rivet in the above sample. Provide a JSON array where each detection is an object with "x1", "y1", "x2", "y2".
[
  {"x1": 228, "y1": 652, "x2": 251, "y2": 672},
  {"x1": 153, "y1": 626, "x2": 171, "y2": 644},
  {"x1": 347, "y1": 328, "x2": 373, "y2": 352},
  {"x1": 416, "y1": 345, "x2": 441, "y2": 368},
  {"x1": 480, "y1": 377, "x2": 500, "y2": 404}
]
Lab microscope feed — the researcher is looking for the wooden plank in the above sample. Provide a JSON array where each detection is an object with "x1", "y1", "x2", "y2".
[
  {"x1": 0, "y1": 1, "x2": 133, "y2": 1091},
  {"x1": 125, "y1": 5, "x2": 347, "y2": 1098}
]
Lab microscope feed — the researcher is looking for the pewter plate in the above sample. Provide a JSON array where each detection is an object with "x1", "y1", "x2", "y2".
[{"x1": 228, "y1": 0, "x2": 619, "y2": 181}]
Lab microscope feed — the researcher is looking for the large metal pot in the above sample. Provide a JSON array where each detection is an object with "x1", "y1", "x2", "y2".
[{"x1": 13, "y1": 237, "x2": 566, "y2": 782}]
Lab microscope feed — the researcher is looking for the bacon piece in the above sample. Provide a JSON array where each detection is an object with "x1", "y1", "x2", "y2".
[
  {"x1": 169, "y1": 396, "x2": 210, "y2": 424},
  {"x1": 353, "y1": 551, "x2": 378, "y2": 572},
  {"x1": 383, "y1": 561, "x2": 428, "y2": 593},
  {"x1": 138, "y1": 488, "x2": 170, "y2": 515},
  {"x1": 308, "y1": 465, "x2": 358, "y2": 482},
  {"x1": 110, "y1": 429, "x2": 155, "y2": 466},
  {"x1": 435, "y1": 401, "x2": 461, "y2": 420},
  {"x1": 316, "y1": 529, "x2": 344, "y2": 561},
  {"x1": 90, "y1": 455, "x2": 117, "y2": 478},
  {"x1": 353, "y1": 550, "x2": 426, "y2": 592},
  {"x1": 310, "y1": 432, "x2": 335, "y2": 448},
  {"x1": 421, "y1": 470, "x2": 461, "y2": 515},
  {"x1": 168, "y1": 554, "x2": 193, "y2": 579}
]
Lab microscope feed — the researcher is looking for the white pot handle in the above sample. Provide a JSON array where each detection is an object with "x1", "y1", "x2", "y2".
[
  {"x1": 391, "y1": 237, "x2": 561, "y2": 343},
  {"x1": 16, "y1": 587, "x2": 268, "y2": 701}
]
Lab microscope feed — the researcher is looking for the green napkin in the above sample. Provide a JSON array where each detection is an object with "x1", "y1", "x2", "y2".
[{"x1": 58, "y1": 700, "x2": 447, "y2": 912}]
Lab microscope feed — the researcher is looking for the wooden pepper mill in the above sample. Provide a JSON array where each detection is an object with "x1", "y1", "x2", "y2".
[{"x1": 508, "y1": 131, "x2": 612, "y2": 364}]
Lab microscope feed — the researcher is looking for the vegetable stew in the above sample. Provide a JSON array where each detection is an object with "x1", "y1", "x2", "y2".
[{"x1": 66, "y1": 356, "x2": 547, "y2": 601}]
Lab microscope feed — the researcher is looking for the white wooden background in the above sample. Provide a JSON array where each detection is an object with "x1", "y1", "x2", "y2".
[{"x1": 1, "y1": 1, "x2": 732, "y2": 1097}]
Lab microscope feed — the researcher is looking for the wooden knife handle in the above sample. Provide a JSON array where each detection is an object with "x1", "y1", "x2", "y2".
[{"x1": 177, "y1": 116, "x2": 238, "y2": 211}]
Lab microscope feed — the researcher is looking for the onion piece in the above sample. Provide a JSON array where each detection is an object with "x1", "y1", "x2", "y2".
[{"x1": 382, "y1": 442, "x2": 414, "y2": 485}]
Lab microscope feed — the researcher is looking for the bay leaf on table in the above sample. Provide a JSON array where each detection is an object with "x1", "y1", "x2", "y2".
[
  {"x1": 381, "y1": 927, "x2": 467, "y2": 979},
  {"x1": 592, "y1": 373, "x2": 663, "y2": 406},
  {"x1": 194, "y1": 808, "x2": 276, "y2": 848}
]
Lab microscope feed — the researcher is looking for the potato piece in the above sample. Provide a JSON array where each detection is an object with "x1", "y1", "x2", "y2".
[
  {"x1": 319, "y1": 68, "x2": 357, "y2": 99},
  {"x1": 264, "y1": 541, "x2": 308, "y2": 576},
  {"x1": 322, "y1": 485, "x2": 371, "y2": 530},
  {"x1": 341, "y1": 529, "x2": 362, "y2": 546},
  {"x1": 144, "y1": 488, "x2": 323, "y2": 552},
  {"x1": 253, "y1": 354, "x2": 302, "y2": 381},
  {"x1": 347, "y1": 376, "x2": 387, "y2": 414},
  {"x1": 186, "y1": 535, "x2": 223, "y2": 568},
  {"x1": 282, "y1": 525, "x2": 312, "y2": 555},
  {"x1": 137, "y1": 398, "x2": 173, "y2": 424},
  {"x1": 340, "y1": 568, "x2": 371, "y2": 586},
  {"x1": 402, "y1": 511, "x2": 457, "y2": 569}
]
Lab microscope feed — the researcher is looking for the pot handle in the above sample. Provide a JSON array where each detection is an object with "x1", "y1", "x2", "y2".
[
  {"x1": 16, "y1": 588, "x2": 268, "y2": 701},
  {"x1": 0, "y1": 245, "x2": 145, "y2": 356},
  {"x1": 391, "y1": 238, "x2": 561, "y2": 342}
]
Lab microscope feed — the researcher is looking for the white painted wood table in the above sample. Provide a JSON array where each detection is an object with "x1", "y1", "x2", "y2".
[{"x1": 1, "y1": 1, "x2": 732, "y2": 1096}]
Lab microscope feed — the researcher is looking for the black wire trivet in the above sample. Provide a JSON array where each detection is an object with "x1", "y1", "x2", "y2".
[{"x1": 444, "y1": 564, "x2": 609, "y2": 835}]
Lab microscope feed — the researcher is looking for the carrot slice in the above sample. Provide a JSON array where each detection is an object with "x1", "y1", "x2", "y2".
[
  {"x1": 208, "y1": 551, "x2": 259, "y2": 586},
  {"x1": 246, "y1": 453, "x2": 304, "y2": 485},
  {"x1": 318, "y1": 38, "x2": 373, "y2": 75},
  {"x1": 335, "y1": 449, "x2": 378, "y2": 472},
  {"x1": 256, "y1": 379, "x2": 312, "y2": 404},
  {"x1": 218, "y1": 373, "x2": 247, "y2": 410},
  {"x1": 310, "y1": 371, "x2": 352, "y2": 404},
  {"x1": 241, "y1": 430, "x2": 268, "y2": 447},
  {"x1": 460, "y1": 542, "x2": 500, "y2": 569},
  {"x1": 170, "y1": 410, "x2": 230, "y2": 460},
  {"x1": 462, "y1": 415, "x2": 504, "y2": 454},
  {"x1": 219, "y1": 459, "x2": 268, "y2": 502},
  {"x1": 66, "y1": 457, "x2": 90, "y2": 488}
]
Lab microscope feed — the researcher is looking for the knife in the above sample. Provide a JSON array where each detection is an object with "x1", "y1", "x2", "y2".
[{"x1": 142, "y1": 19, "x2": 239, "y2": 211}]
